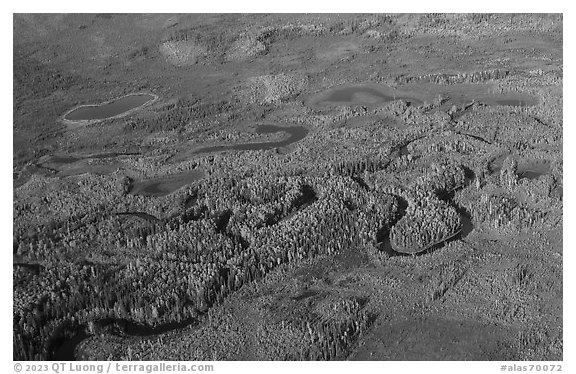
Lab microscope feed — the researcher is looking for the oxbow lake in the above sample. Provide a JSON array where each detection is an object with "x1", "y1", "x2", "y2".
[
  {"x1": 65, "y1": 94, "x2": 155, "y2": 121},
  {"x1": 194, "y1": 125, "x2": 309, "y2": 154},
  {"x1": 308, "y1": 84, "x2": 423, "y2": 108}
]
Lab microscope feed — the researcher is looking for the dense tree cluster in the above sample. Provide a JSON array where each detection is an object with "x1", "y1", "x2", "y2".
[
  {"x1": 390, "y1": 199, "x2": 461, "y2": 254},
  {"x1": 458, "y1": 111, "x2": 560, "y2": 149},
  {"x1": 163, "y1": 25, "x2": 236, "y2": 62},
  {"x1": 13, "y1": 83, "x2": 562, "y2": 357},
  {"x1": 13, "y1": 53, "x2": 87, "y2": 100},
  {"x1": 468, "y1": 194, "x2": 548, "y2": 232},
  {"x1": 13, "y1": 173, "x2": 125, "y2": 238},
  {"x1": 13, "y1": 171, "x2": 402, "y2": 360},
  {"x1": 331, "y1": 156, "x2": 390, "y2": 177},
  {"x1": 12, "y1": 12, "x2": 563, "y2": 361},
  {"x1": 395, "y1": 69, "x2": 511, "y2": 85},
  {"x1": 411, "y1": 161, "x2": 468, "y2": 194},
  {"x1": 371, "y1": 161, "x2": 468, "y2": 254},
  {"x1": 123, "y1": 96, "x2": 237, "y2": 134},
  {"x1": 411, "y1": 132, "x2": 485, "y2": 156},
  {"x1": 242, "y1": 74, "x2": 309, "y2": 105}
]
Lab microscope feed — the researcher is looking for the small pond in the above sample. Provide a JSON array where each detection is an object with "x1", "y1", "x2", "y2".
[
  {"x1": 492, "y1": 98, "x2": 531, "y2": 107},
  {"x1": 194, "y1": 125, "x2": 308, "y2": 154},
  {"x1": 130, "y1": 169, "x2": 205, "y2": 197},
  {"x1": 489, "y1": 154, "x2": 551, "y2": 180},
  {"x1": 64, "y1": 94, "x2": 155, "y2": 121},
  {"x1": 517, "y1": 160, "x2": 551, "y2": 180},
  {"x1": 458, "y1": 209, "x2": 474, "y2": 237},
  {"x1": 33, "y1": 152, "x2": 142, "y2": 179},
  {"x1": 48, "y1": 156, "x2": 82, "y2": 165},
  {"x1": 308, "y1": 84, "x2": 423, "y2": 108}
]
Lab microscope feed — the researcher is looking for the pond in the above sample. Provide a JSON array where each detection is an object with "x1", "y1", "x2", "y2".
[
  {"x1": 193, "y1": 125, "x2": 308, "y2": 154},
  {"x1": 489, "y1": 154, "x2": 551, "y2": 180},
  {"x1": 57, "y1": 162, "x2": 125, "y2": 178},
  {"x1": 31, "y1": 152, "x2": 144, "y2": 180},
  {"x1": 308, "y1": 84, "x2": 423, "y2": 108},
  {"x1": 492, "y1": 98, "x2": 531, "y2": 107},
  {"x1": 64, "y1": 94, "x2": 156, "y2": 121},
  {"x1": 50, "y1": 329, "x2": 89, "y2": 361},
  {"x1": 457, "y1": 208, "x2": 474, "y2": 237},
  {"x1": 517, "y1": 160, "x2": 551, "y2": 180},
  {"x1": 518, "y1": 170, "x2": 542, "y2": 179},
  {"x1": 48, "y1": 156, "x2": 82, "y2": 165},
  {"x1": 130, "y1": 169, "x2": 205, "y2": 197}
]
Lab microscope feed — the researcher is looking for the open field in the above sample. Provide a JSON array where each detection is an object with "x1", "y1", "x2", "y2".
[{"x1": 13, "y1": 13, "x2": 562, "y2": 361}]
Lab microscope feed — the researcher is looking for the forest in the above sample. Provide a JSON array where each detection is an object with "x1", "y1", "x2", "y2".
[{"x1": 13, "y1": 13, "x2": 562, "y2": 361}]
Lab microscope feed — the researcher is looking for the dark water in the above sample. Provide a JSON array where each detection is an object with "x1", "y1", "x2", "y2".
[
  {"x1": 312, "y1": 85, "x2": 423, "y2": 107},
  {"x1": 517, "y1": 162, "x2": 551, "y2": 180},
  {"x1": 327, "y1": 87, "x2": 392, "y2": 103},
  {"x1": 50, "y1": 317, "x2": 197, "y2": 361},
  {"x1": 399, "y1": 144, "x2": 410, "y2": 156},
  {"x1": 457, "y1": 209, "x2": 474, "y2": 237},
  {"x1": 518, "y1": 170, "x2": 543, "y2": 180},
  {"x1": 130, "y1": 169, "x2": 205, "y2": 197},
  {"x1": 49, "y1": 156, "x2": 82, "y2": 165},
  {"x1": 194, "y1": 125, "x2": 308, "y2": 154},
  {"x1": 50, "y1": 329, "x2": 89, "y2": 361},
  {"x1": 90, "y1": 152, "x2": 140, "y2": 160},
  {"x1": 493, "y1": 98, "x2": 529, "y2": 107},
  {"x1": 140, "y1": 182, "x2": 170, "y2": 195},
  {"x1": 34, "y1": 152, "x2": 139, "y2": 179},
  {"x1": 13, "y1": 263, "x2": 43, "y2": 275},
  {"x1": 65, "y1": 94, "x2": 155, "y2": 121},
  {"x1": 460, "y1": 133, "x2": 492, "y2": 144}
]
